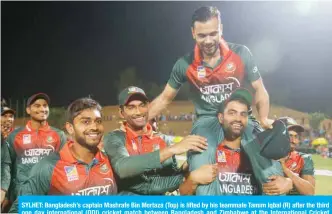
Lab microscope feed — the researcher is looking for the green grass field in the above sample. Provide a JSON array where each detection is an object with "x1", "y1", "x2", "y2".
[{"x1": 312, "y1": 154, "x2": 332, "y2": 195}]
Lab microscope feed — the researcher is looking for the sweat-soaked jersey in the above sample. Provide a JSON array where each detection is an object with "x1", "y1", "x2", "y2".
[
  {"x1": 167, "y1": 38, "x2": 261, "y2": 116},
  {"x1": 6, "y1": 121, "x2": 66, "y2": 200},
  {"x1": 216, "y1": 144, "x2": 260, "y2": 195},
  {"x1": 9, "y1": 141, "x2": 117, "y2": 213},
  {"x1": 103, "y1": 123, "x2": 184, "y2": 195},
  {"x1": 285, "y1": 151, "x2": 315, "y2": 195}
]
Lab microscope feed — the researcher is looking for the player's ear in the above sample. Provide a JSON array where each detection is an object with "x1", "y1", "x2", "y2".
[
  {"x1": 218, "y1": 113, "x2": 224, "y2": 124},
  {"x1": 118, "y1": 107, "x2": 125, "y2": 119},
  {"x1": 26, "y1": 106, "x2": 31, "y2": 115},
  {"x1": 219, "y1": 23, "x2": 223, "y2": 37},
  {"x1": 191, "y1": 27, "x2": 196, "y2": 40},
  {"x1": 65, "y1": 122, "x2": 74, "y2": 135}
]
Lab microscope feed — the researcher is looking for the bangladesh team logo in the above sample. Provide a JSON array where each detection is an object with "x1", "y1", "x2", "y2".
[
  {"x1": 100, "y1": 164, "x2": 110, "y2": 174},
  {"x1": 47, "y1": 136, "x2": 54, "y2": 143},
  {"x1": 225, "y1": 62, "x2": 236, "y2": 73}
]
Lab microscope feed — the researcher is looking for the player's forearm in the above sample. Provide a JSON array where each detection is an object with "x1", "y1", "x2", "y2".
[
  {"x1": 283, "y1": 167, "x2": 315, "y2": 195},
  {"x1": 255, "y1": 86, "x2": 270, "y2": 120},
  {"x1": 113, "y1": 151, "x2": 164, "y2": 179},
  {"x1": 179, "y1": 175, "x2": 198, "y2": 195},
  {"x1": 148, "y1": 94, "x2": 172, "y2": 120}
]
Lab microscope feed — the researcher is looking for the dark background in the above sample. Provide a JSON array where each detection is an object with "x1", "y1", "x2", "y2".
[{"x1": 2, "y1": 1, "x2": 332, "y2": 115}]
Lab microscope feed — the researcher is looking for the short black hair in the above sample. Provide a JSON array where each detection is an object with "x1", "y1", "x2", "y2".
[
  {"x1": 218, "y1": 98, "x2": 250, "y2": 113},
  {"x1": 192, "y1": 6, "x2": 221, "y2": 27},
  {"x1": 67, "y1": 98, "x2": 102, "y2": 123}
]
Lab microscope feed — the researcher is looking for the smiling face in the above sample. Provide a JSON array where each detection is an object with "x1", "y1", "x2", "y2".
[
  {"x1": 289, "y1": 129, "x2": 300, "y2": 152},
  {"x1": 120, "y1": 99, "x2": 149, "y2": 131},
  {"x1": 218, "y1": 100, "x2": 249, "y2": 140},
  {"x1": 191, "y1": 16, "x2": 222, "y2": 57},
  {"x1": 66, "y1": 108, "x2": 104, "y2": 150},
  {"x1": 1, "y1": 112, "x2": 14, "y2": 135},
  {"x1": 66, "y1": 109, "x2": 104, "y2": 149},
  {"x1": 26, "y1": 99, "x2": 49, "y2": 122}
]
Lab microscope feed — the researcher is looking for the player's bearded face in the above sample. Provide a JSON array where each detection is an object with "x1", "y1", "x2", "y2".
[
  {"x1": 26, "y1": 99, "x2": 49, "y2": 122},
  {"x1": 289, "y1": 130, "x2": 300, "y2": 151},
  {"x1": 72, "y1": 108, "x2": 104, "y2": 150},
  {"x1": 122, "y1": 100, "x2": 149, "y2": 130},
  {"x1": 219, "y1": 101, "x2": 248, "y2": 140},
  {"x1": 1, "y1": 113, "x2": 14, "y2": 135},
  {"x1": 192, "y1": 17, "x2": 222, "y2": 57}
]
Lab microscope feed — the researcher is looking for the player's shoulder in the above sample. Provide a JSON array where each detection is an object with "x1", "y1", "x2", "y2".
[
  {"x1": 49, "y1": 126, "x2": 65, "y2": 135},
  {"x1": 174, "y1": 52, "x2": 194, "y2": 66},
  {"x1": 298, "y1": 152, "x2": 313, "y2": 160},
  {"x1": 7, "y1": 127, "x2": 26, "y2": 141},
  {"x1": 104, "y1": 129, "x2": 126, "y2": 143},
  {"x1": 227, "y1": 42, "x2": 252, "y2": 56},
  {"x1": 34, "y1": 152, "x2": 60, "y2": 172}
]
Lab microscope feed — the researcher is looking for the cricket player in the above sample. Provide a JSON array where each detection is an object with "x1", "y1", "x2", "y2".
[
  {"x1": 1, "y1": 105, "x2": 15, "y2": 139},
  {"x1": 266, "y1": 117, "x2": 315, "y2": 195},
  {"x1": 9, "y1": 98, "x2": 118, "y2": 213},
  {"x1": 103, "y1": 86, "x2": 207, "y2": 195},
  {"x1": 5, "y1": 93, "x2": 67, "y2": 204},
  {"x1": 179, "y1": 89, "x2": 293, "y2": 195},
  {"x1": 148, "y1": 6, "x2": 284, "y2": 195},
  {"x1": 1, "y1": 103, "x2": 15, "y2": 211}
]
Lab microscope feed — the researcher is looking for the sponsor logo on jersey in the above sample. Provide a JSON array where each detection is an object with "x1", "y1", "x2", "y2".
[
  {"x1": 23, "y1": 134, "x2": 31, "y2": 144},
  {"x1": 64, "y1": 165, "x2": 79, "y2": 182},
  {"x1": 197, "y1": 66, "x2": 206, "y2": 78},
  {"x1": 217, "y1": 150, "x2": 227, "y2": 163}
]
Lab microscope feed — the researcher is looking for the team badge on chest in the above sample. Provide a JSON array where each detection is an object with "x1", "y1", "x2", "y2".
[
  {"x1": 225, "y1": 62, "x2": 236, "y2": 73},
  {"x1": 100, "y1": 164, "x2": 110, "y2": 174},
  {"x1": 47, "y1": 136, "x2": 54, "y2": 143}
]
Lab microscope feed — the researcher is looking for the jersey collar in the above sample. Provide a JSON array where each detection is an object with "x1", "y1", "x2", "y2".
[
  {"x1": 25, "y1": 120, "x2": 50, "y2": 132},
  {"x1": 124, "y1": 123, "x2": 154, "y2": 139}
]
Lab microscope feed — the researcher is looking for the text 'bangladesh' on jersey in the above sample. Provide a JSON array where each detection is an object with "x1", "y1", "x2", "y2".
[
  {"x1": 167, "y1": 38, "x2": 261, "y2": 116},
  {"x1": 216, "y1": 144, "x2": 260, "y2": 195}
]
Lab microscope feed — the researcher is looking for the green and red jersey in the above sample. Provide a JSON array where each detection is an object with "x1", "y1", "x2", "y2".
[
  {"x1": 168, "y1": 38, "x2": 261, "y2": 116},
  {"x1": 103, "y1": 123, "x2": 184, "y2": 195},
  {"x1": 1, "y1": 134, "x2": 11, "y2": 192},
  {"x1": 216, "y1": 144, "x2": 260, "y2": 195},
  {"x1": 285, "y1": 151, "x2": 315, "y2": 195},
  {"x1": 9, "y1": 141, "x2": 117, "y2": 213},
  {"x1": 6, "y1": 120, "x2": 66, "y2": 200}
]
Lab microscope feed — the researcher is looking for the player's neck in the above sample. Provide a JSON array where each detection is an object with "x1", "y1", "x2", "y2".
[
  {"x1": 30, "y1": 119, "x2": 47, "y2": 130},
  {"x1": 223, "y1": 136, "x2": 241, "y2": 149},
  {"x1": 70, "y1": 142, "x2": 97, "y2": 164},
  {"x1": 128, "y1": 124, "x2": 148, "y2": 135},
  {"x1": 202, "y1": 48, "x2": 221, "y2": 65}
]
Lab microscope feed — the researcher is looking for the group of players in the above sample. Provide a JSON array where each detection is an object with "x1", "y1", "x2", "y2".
[{"x1": 1, "y1": 6, "x2": 315, "y2": 213}]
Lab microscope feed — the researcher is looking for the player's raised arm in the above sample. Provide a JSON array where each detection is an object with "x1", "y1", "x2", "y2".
[
  {"x1": 148, "y1": 84, "x2": 178, "y2": 120},
  {"x1": 251, "y1": 78, "x2": 271, "y2": 129}
]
